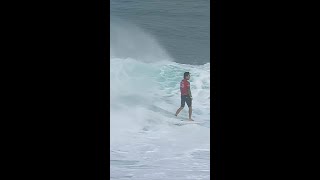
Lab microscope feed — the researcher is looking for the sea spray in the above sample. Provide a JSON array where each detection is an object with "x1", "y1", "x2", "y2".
[{"x1": 110, "y1": 17, "x2": 172, "y2": 62}]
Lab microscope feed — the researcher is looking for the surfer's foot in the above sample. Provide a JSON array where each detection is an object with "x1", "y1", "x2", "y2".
[{"x1": 189, "y1": 118, "x2": 194, "y2": 121}]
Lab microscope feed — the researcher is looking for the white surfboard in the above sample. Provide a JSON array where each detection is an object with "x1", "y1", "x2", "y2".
[{"x1": 173, "y1": 120, "x2": 202, "y2": 126}]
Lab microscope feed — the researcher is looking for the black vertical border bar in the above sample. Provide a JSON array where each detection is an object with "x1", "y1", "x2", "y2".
[
  {"x1": 212, "y1": 0, "x2": 224, "y2": 179},
  {"x1": 96, "y1": 0, "x2": 110, "y2": 179}
]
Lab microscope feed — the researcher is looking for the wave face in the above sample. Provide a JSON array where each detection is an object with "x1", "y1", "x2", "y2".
[
  {"x1": 110, "y1": 18, "x2": 172, "y2": 63},
  {"x1": 110, "y1": 20, "x2": 210, "y2": 180},
  {"x1": 110, "y1": 0, "x2": 210, "y2": 65}
]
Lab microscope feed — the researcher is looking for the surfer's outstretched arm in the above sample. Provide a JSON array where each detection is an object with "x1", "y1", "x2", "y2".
[{"x1": 188, "y1": 85, "x2": 192, "y2": 99}]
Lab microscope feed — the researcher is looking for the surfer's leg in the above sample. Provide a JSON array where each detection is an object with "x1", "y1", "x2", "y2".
[
  {"x1": 186, "y1": 97, "x2": 193, "y2": 120},
  {"x1": 176, "y1": 95, "x2": 186, "y2": 116},
  {"x1": 175, "y1": 107, "x2": 183, "y2": 116},
  {"x1": 188, "y1": 106, "x2": 193, "y2": 121}
]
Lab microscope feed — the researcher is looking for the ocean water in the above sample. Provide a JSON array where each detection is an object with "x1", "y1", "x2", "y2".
[
  {"x1": 110, "y1": 0, "x2": 210, "y2": 65},
  {"x1": 110, "y1": 1, "x2": 210, "y2": 179}
]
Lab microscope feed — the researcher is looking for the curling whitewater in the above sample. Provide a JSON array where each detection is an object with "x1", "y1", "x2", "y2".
[{"x1": 110, "y1": 57, "x2": 210, "y2": 180}]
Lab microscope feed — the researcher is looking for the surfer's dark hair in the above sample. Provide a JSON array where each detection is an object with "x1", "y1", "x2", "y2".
[{"x1": 184, "y1": 72, "x2": 190, "y2": 79}]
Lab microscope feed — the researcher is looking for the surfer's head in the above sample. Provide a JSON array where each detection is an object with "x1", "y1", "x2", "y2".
[{"x1": 184, "y1": 72, "x2": 190, "y2": 80}]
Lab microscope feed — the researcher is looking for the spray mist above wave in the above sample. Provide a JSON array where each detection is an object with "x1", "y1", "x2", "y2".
[{"x1": 110, "y1": 17, "x2": 172, "y2": 63}]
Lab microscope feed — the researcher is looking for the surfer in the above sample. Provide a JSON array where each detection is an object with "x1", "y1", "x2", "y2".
[{"x1": 175, "y1": 72, "x2": 193, "y2": 121}]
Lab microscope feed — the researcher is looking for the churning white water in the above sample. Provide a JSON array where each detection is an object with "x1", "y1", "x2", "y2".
[{"x1": 110, "y1": 20, "x2": 210, "y2": 180}]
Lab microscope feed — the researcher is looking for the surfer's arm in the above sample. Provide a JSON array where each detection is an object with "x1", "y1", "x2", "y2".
[{"x1": 188, "y1": 87, "x2": 192, "y2": 99}]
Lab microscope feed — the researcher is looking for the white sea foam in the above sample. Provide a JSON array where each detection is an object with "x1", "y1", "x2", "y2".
[{"x1": 110, "y1": 20, "x2": 210, "y2": 180}]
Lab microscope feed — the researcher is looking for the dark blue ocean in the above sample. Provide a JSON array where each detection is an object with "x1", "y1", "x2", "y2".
[{"x1": 111, "y1": 0, "x2": 210, "y2": 65}]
